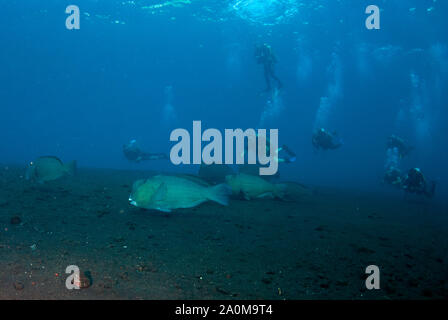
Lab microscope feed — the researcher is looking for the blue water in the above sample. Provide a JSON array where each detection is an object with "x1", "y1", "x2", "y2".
[
  {"x1": 2, "y1": 0, "x2": 448, "y2": 301},
  {"x1": 1, "y1": 0, "x2": 447, "y2": 195}
]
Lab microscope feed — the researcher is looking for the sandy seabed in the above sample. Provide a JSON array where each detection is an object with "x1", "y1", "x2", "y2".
[{"x1": 0, "y1": 165, "x2": 447, "y2": 299}]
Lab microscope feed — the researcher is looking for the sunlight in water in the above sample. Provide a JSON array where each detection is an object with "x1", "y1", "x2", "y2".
[
  {"x1": 142, "y1": 0, "x2": 192, "y2": 10},
  {"x1": 231, "y1": 0, "x2": 299, "y2": 25}
]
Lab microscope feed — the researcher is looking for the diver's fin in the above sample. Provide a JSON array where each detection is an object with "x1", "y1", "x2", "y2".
[
  {"x1": 207, "y1": 184, "x2": 231, "y2": 206},
  {"x1": 65, "y1": 161, "x2": 77, "y2": 176}
]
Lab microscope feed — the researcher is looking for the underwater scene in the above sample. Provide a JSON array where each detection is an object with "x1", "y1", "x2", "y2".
[{"x1": 0, "y1": 0, "x2": 447, "y2": 300}]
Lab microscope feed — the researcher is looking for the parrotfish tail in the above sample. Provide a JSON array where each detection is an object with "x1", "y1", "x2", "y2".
[
  {"x1": 208, "y1": 184, "x2": 232, "y2": 206},
  {"x1": 274, "y1": 184, "x2": 287, "y2": 200},
  {"x1": 65, "y1": 160, "x2": 77, "y2": 176}
]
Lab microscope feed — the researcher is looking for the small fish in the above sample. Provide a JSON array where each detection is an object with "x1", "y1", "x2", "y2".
[
  {"x1": 225, "y1": 173, "x2": 286, "y2": 200},
  {"x1": 129, "y1": 175, "x2": 231, "y2": 212},
  {"x1": 26, "y1": 156, "x2": 76, "y2": 183}
]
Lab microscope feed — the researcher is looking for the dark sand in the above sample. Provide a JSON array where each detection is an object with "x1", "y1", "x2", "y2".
[{"x1": 0, "y1": 165, "x2": 447, "y2": 299}]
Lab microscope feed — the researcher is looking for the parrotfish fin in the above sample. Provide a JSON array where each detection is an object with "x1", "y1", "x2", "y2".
[
  {"x1": 64, "y1": 161, "x2": 77, "y2": 176},
  {"x1": 257, "y1": 192, "x2": 274, "y2": 199},
  {"x1": 208, "y1": 184, "x2": 232, "y2": 206}
]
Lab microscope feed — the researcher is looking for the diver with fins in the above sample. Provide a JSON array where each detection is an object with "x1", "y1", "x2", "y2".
[
  {"x1": 277, "y1": 144, "x2": 297, "y2": 163},
  {"x1": 383, "y1": 166, "x2": 403, "y2": 188},
  {"x1": 238, "y1": 135, "x2": 297, "y2": 180},
  {"x1": 240, "y1": 134, "x2": 297, "y2": 165},
  {"x1": 312, "y1": 128, "x2": 343, "y2": 150},
  {"x1": 255, "y1": 43, "x2": 283, "y2": 92},
  {"x1": 383, "y1": 166, "x2": 437, "y2": 199},
  {"x1": 387, "y1": 135, "x2": 413, "y2": 158},
  {"x1": 401, "y1": 168, "x2": 436, "y2": 198},
  {"x1": 123, "y1": 139, "x2": 168, "y2": 163}
]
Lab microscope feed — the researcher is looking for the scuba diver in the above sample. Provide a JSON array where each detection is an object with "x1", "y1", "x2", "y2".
[
  {"x1": 383, "y1": 167, "x2": 403, "y2": 188},
  {"x1": 278, "y1": 144, "x2": 297, "y2": 163},
  {"x1": 401, "y1": 168, "x2": 436, "y2": 198},
  {"x1": 240, "y1": 134, "x2": 297, "y2": 164},
  {"x1": 312, "y1": 128, "x2": 343, "y2": 150},
  {"x1": 238, "y1": 135, "x2": 297, "y2": 181},
  {"x1": 255, "y1": 43, "x2": 283, "y2": 92},
  {"x1": 387, "y1": 135, "x2": 413, "y2": 158},
  {"x1": 123, "y1": 139, "x2": 168, "y2": 163}
]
